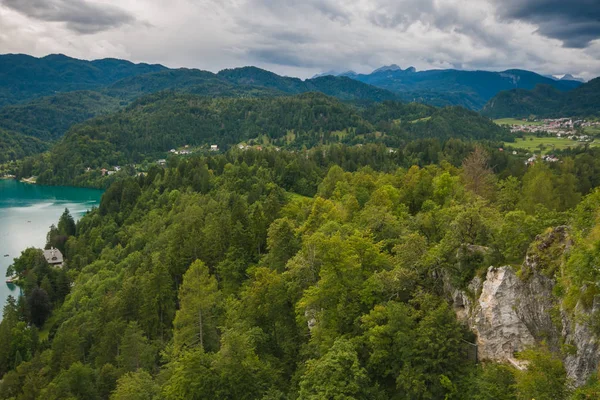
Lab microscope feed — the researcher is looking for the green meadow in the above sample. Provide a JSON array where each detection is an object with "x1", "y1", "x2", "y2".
[
  {"x1": 494, "y1": 118, "x2": 543, "y2": 126},
  {"x1": 504, "y1": 135, "x2": 598, "y2": 154},
  {"x1": 584, "y1": 126, "x2": 600, "y2": 135}
]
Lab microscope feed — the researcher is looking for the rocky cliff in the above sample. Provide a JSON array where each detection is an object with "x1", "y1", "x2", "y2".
[{"x1": 451, "y1": 227, "x2": 600, "y2": 386}]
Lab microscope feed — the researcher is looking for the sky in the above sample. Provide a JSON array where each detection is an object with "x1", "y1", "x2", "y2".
[{"x1": 0, "y1": 0, "x2": 599, "y2": 80}]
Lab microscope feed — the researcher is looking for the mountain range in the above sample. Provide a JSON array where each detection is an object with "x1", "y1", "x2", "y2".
[
  {"x1": 0, "y1": 53, "x2": 166, "y2": 107},
  {"x1": 0, "y1": 54, "x2": 400, "y2": 146},
  {"x1": 322, "y1": 65, "x2": 582, "y2": 110},
  {"x1": 0, "y1": 53, "x2": 596, "y2": 163}
]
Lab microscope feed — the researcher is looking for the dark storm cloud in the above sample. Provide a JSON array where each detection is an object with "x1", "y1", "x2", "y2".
[
  {"x1": 496, "y1": 0, "x2": 600, "y2": 48},
  {"x1": 0, "y1": 0, "x2": 135, "y2": 34}
]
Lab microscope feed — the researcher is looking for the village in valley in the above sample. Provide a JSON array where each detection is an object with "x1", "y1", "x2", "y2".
[
  {"x1": 503, "y1": 117, "x2": 600, "y2": 140},
  {"x1": 89, "y1": 144, "x2": 215, "y2": 178},
  {"x1": 496, "y1": 117, "x2": 600, "y2": 164},
  {"x1": 5, "y1": 117, "x2": 600, "y2": 183},
  {"x1": 85, "y1": 142, "x2": 280, "y2": 179}
]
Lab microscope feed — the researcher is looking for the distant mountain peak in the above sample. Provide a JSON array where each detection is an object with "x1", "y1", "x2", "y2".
[
  {"x1": 372, "y1": 64, "x2": 403, "y2": 73},
  {"x1": 371, "y1": 64, "x2": 417, "y2": 75},
  {"x1": 42, "y1": 53, "x2": 72, "y2": 60},
  {"x1": 311, "y1": 70, "x2": 357, "y2": 79},
  {"x1": 338, "y1": 70, "x2": 358, "y2": 78},
  {"x1": 311, "y1": 70, "x2": 339, "y2": 79},
  {"x1": 560, "y1": 74, "x2": 585, "y2": 83}
]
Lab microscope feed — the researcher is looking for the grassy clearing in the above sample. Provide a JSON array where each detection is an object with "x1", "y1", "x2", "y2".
[
  {"x1": 584, "y1": 126, "x2": 600, "y2": 135},
  {"x1": 287, "y1": 192, "x2": 312, "y2": 202},
  {"x1": 494, "y1": 118, "x2": 543, "y2": 126},
  {"x1": 38, "y1": 313, "x2": 60, "y2": 342},
  {"x1": 285, "y1": 130, "x2": 296, "y2": 144},
  {"x1": 331, "y1": 129, "x2": 349, "y2": 140},
  {"x1": 504, "y1": 135, "x2": 599, "y2": 154},
  {"x1": 410, "y1": 116, "x2": 432, "y2": 124}
]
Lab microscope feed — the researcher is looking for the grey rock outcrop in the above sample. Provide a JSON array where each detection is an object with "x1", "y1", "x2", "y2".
[
  {"x1": 452, "y1": 227, "x2": 600, "y2": 386},
  {"x1": 471, "y1": 266, "x2": 536, "y2": 363}
]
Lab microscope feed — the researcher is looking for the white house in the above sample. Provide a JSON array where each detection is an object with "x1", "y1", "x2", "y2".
[{"x1": 43, "y1": 247, "x2": 64, "y2": 267}]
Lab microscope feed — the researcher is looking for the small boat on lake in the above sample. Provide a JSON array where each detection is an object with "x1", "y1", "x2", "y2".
[{"x1": 3, "y1": 254, "x2": 8, "y2": 257}]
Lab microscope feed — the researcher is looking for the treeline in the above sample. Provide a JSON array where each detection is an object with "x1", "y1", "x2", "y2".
[
  {"x1": 15, "y1": 92, "x2": 511, "y2": 186},
  {"x1": 2, "y1": 146, "x2": 600, "y2": 398}
]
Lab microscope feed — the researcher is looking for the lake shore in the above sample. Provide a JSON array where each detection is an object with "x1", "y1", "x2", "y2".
[
  {"x1": 19, "y1": 176, "x2": 37, "y2": 184},
  {"x1": 0, "y1": 179, "x2": 103, "y2": 319}
]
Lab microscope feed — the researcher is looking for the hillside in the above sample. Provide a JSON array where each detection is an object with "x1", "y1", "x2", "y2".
[
  {"x1": 0, "y1": 62, "x2": 401, "y2": 154},
  {"x1": 0, "y1": 54, "x2": 165, "y2": 107},
  {"x1": 482, "y1": 78, "x2": 600, "y2": 118},
  {"x1": 104, "y1": 68, "x2": 282, "y2": 100},
  {"x1": 0, "y1": 53, "x2": 578, "y2": 157},
  {"x1": 305, "y1": 75, "x2": 400, "y2": 102},
  {"x1": 32, "y1": 92, "x2": 378, "y2": 185},
  {"x1": 218, "y1": 67, "x2": 400, "y2": 102},
  {"x1": 336, "y1": 66, "x2": 581, "y2": 110},
  {"x1": 0, "y1": 129, "x2": 48, "y2": 163},
  {"x1": 0, "y1": 91, "x2": 121, "y2": 140},
  {"x1": 17, "y1": 92, "x2": 507, "y2": 186}
]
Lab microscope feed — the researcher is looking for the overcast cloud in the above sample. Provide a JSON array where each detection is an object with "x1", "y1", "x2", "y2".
[{"x1": 0, "y1": 0, "x2": 599, "y2": 79}]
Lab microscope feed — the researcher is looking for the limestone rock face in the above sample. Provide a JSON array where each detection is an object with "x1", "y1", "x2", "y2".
[
  {"x1": 452, "y1": 227, "x2": 600, "y2": 386},
  {"x1": 561, "y1": 298, "x2": 600, "y2": 385},
  {"x1": 471, "y1": 266, "x2": 536, "y2": 362}
]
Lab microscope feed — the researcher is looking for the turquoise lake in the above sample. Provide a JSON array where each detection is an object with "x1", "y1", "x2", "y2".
[{"x1": 0, "y1": 180, "x2": 103, "y2": 318}]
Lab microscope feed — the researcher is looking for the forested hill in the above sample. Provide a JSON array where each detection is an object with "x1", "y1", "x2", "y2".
[
  {"x1": 17, "y1": 92, "x2": 509, "y2": 186},
  {"x1": 103, "y1": 69, "x2": 282, "y2": 101},
  {"x1": 218, "y1": 67, "x2": 399, "y2": 102},
  {"x1": 0, "y1": 54, "x2": 400, "y2": 110},
  {"x1": 104, "y1": 67, "x2": 400, "y2": 102},
  {"x1": 0, "y1": 54, "x2": 165, "y2": 107},
  {"x1": 0, "y1": 59, "x2": 400, "y2": 152},
  {"x1": 481, "y1": 77, "x2": 600, "y2": 118},
  {"x1": 0, "y1": 91, "x2": 122, "y2": 141},
  {"x1": 0, "y1": 128, "x2": 48, "y2": 163}
]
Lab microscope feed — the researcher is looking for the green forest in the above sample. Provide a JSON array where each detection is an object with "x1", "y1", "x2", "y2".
[
  {"x1": 481, "y1": 78, "x2": 600, "y2": 119},
  {"x1": 14, "y1": 92, "x2": 514, "y2": 187},
  {"x1": 0, "y1": 129, "x2": 48, "y2": 164},
  {"x1": 0, "y1": 55, "x2": 402, "y2": 163},
  {"x1": 2, "y1": 53, "x2": 600, "y2": 400},
  {"x1": 0, "y1": 54, "x2": 595, "y2": 171},
  {"x1": 3, "y1": 144, "x2": 600, "y2": 399}
]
